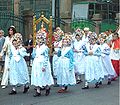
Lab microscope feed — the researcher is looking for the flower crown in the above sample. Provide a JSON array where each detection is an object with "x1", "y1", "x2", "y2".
[
  {"x1": 13, "y1": 33, "x2": 22, "y2": 41},
  {"x1": 75, "y1": 28, "x2": 84, "y2": 36},
  {"x1": 36, "y1": 30, "x2": 46, "y2": 43}
]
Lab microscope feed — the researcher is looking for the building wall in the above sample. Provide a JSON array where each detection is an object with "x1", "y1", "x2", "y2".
[
  {"x1": 14, "y1": 0, "x2": 20, "y2": 16},
  {"x1": 60, "y1": 0, "x2": 72, "y2": 19}
]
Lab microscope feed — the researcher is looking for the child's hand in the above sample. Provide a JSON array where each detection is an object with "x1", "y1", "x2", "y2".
[
  {"x1": 89, "y1": 51, "x2": 93, "y2": 55},
  {"x1": 42, "y1": 67, "x2": 46, "y2": 72},
  {"x1": 74, "y1": 49, "x2": 79, "y2": 53}
]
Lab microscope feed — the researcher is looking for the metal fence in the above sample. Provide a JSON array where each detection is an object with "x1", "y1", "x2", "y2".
[
  {"x1": 19, "y1": 0, "x2": 51, "y2": 17},
  {"x1": 0, "y1": 12, "x2": 25, "y2": 36},
  {"x1": 0, "y1": 0, "x2": 25, "y2": 36},
  {"x1": 0, "y1": 0, "x2": 51, "y2": 36}
]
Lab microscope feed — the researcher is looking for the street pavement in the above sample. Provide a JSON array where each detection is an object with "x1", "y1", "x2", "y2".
[{"x1": 0, "y1": 76, "x2": 119, "y2": 105}]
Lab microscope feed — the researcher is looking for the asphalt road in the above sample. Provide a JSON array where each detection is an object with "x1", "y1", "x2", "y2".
[{"x1": 0, "y1": 76, "x2": 119, "y2": 105}]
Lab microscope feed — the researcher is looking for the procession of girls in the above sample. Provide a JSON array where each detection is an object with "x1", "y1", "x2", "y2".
[{"x1": 0, "y1": 26, "x2": 119, "y2": 97}]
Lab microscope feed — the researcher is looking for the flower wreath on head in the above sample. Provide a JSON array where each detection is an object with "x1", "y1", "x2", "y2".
[
  {"x1": 62, "y1": 33, "x2": 73, "y2": 45},
  {"x1": 12, "y1": 33, "x2": 23, "y2": 46},
  {"x1": 75, "y1": 28, "x2": 84, "y2": 37},
  {"x1": 36, "y1": 30, "x2": 46, "y2": 44}
]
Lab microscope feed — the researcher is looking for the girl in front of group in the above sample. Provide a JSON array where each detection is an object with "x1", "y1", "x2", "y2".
[
  {"x1": 56, "y1": 33, "x2": 76, "y2": 93},
  {"x1": 31, "y1": 30, "x2": 54, "y2": 97},
  {"x1": 9, "y1": 33, "x2": 29, "y2": 95}
]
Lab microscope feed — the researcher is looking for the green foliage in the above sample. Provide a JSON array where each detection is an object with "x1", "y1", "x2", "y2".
[{"x1": 71, "y1": 20, "x2": 96, "y2": 31}]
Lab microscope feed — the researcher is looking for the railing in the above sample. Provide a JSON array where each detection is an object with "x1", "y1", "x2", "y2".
[{"x1": 0, "y1": 12, "x2": 25, "y2": 36}]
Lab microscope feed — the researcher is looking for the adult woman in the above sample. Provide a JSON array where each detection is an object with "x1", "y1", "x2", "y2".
[{"x1": 0, "y1": 26, "x2": 16, "y2": 89}]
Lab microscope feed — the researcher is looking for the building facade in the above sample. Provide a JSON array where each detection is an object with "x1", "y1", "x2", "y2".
[{"x1": 0, "y1": 0, "x2": 119, "y2": 39}]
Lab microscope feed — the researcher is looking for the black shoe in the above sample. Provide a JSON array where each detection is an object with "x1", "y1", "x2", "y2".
[
  {"x1": 107, "y1": 81, "x2": 111, "y2": 85},
  {"x1": 99, "y1": 81, "x2": 102, "y2": 85},
  {"x1": 95, "y1": 83, "x2": 99, "y2": 88},
  {"x1": 23, "y1": 86, "x2": 29, "y2": 93},
  {"x1": 76, "y1": 80, "x2": 83, "y2": 84},
  {"x1": 9, "y1": 90, "x2": 17, "y2": 95},
  {"x1": 82, "y1": 86, "x2": 89, "y2": 89},
  {"x1": 45, "y1": 88, "x2": 50, "y2": 96},
  {"x1": 33, "y1": 92, "x2": 41, "y2": 97},
  {"x1": 64, "y1": 86, "x2": 68, "y2": 90},
  {"x1": 40, "y1": 87, "x2": 45, "y2": 90}
]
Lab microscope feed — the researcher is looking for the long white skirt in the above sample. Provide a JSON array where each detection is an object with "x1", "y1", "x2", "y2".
[
  {"x1": 74, "y1": 53, "x2": 85, "y2": 74},
  {"x1": 31, "y1": 58, "x2": 54, "y2": 87},
  {"x1": 52, "y1": 54, "x2": 59, "y2": 78},
  {"x1": 84, "y1": 56, "x2": 104, "y2": 83},
  {"x1": 9, "y1": 57, "x2": 29, "y2": 86},
  {"x1": 56, "y1": 57, "x2": 76, "y2": 86},
  {"x1": 1, "y1": 55, "x2": 9, "y2": 86},
  {"x1": 101, "y1": 56, "x2": 117, "y2": 78}
]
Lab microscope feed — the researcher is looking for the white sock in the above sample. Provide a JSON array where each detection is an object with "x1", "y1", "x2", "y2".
[
  {"x1": 85, "y1": 82, "x2": 88, "y2": 87},
  {"x1": 12, "y1": 87, "x2": 16, "y2": 91}
]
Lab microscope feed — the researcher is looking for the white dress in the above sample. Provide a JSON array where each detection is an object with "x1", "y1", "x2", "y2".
[
  {"x1": 52, "y1": 41, "x2": 62, "y2": 78},
  {"x1": 73, "y1": 39, "x2": 85, "y2": 74},
  {"x1": 100, "y1": 43, "x2": 117, "y2": 78},
  {"x1": 0, "y1": 36, "x2": 13, "y2": 86},
  {"x1": 31, "y1": 44, "x2": 54, "y2": 87},
  {"x1": 84, "y1": 43, "x2": 104, "y2": 83},
  {"x1": 9, "y1": 45, "x2": 29, "y2": 86},
  {"x1": 56, "y1": 46, "x2": 76, "y2": 86}
]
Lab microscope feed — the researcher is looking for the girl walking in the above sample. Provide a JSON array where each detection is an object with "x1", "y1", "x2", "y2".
[
  {"x1": 31, "y1": 30, "x2": 54, "y2": 97},
  {"x1": 56, "y1": 34, "x2": 76, "y2": 93},
  {"x1": 9, "y1": 33, "x2": 29, "y2": 95}
]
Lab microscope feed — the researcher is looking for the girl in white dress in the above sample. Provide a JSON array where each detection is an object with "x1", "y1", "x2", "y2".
[
  {"x1": 31, "y1": 31, "x2": 54, "y2": 97},
  {"x1": 82, "y1": 36, "x2": 104, "y2": 89},
  {"x1": 9, "y1": 33, "x2": 29, "y2": 95},
  {"x1": 52, "y1": 32, "x2": 62, "y2": 79},
  {"x1": 56, "y1": 34, "x2": 76, "y2": 93},
  {"x1": 73, "y1": 32, "x2": 85, "y2": 84},
  {"x1": 99, "y1": 35, "x2": 117, "y2": 85}
]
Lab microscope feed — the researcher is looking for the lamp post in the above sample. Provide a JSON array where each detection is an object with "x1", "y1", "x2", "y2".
[
  {"x1": 106, "y1": 0, "x2": 110, "y2": 21},
  {"x1": 55, "y1": 0, "x2": 60, "y2": 27}
]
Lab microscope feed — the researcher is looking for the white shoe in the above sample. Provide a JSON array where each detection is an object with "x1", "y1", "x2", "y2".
[{"x1": 2, "y1": 86, "x2": 6, "y2": 89}]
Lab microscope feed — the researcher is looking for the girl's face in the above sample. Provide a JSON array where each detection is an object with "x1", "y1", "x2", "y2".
[
  {"x1": 99, "y1": 38, "x2": 105, "y2": 44},
  {"x1": 90, "y1": 39, "x2": 96, "y2": 45},
  {"x1": 54, "y1": 35, "x2": 60, "y2": 41},
  {"x1": 37, "y1": 38, "x2": 44, "y2": 45},
  {"x1": 12, "y1": 40, "x2": 18, "y2": 49},
  {"x1": 9, "y1": 28, "x2": 14, "y2": 35},
  {"x1": 62, "y1": 39, "x2": 68, "y2": 46},
  {"x1": 75, "y1": 35, "x2": 80, "y2": 41}
]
